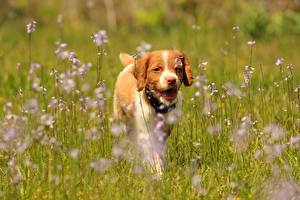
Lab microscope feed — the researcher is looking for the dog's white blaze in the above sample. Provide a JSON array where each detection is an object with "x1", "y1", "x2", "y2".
[
  {"x1": 162, "y1": 51, "x2": 169, "y2": 68},
  {"x1": 159, "y1": 51, "x2": 179, "y2": 89}
]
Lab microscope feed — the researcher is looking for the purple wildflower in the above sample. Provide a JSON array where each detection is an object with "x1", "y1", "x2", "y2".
[
  {"x1": 136, "y1": 41, "x2": 152, "y2": 56},
  {"x1": 26, "y1": 20, "x2": 37, "y2": 34},
  {"x1": 90, "y1": 158, "x2": 112, "y2": 173},
  {"x1": 92, "y1": 30, "x2": 108, "y2": 46},
  {"x1": 275, "y1": 58, "x2": 284, "y2": 66}
]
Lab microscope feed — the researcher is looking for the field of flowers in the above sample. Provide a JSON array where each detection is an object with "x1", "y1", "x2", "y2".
[{"x1": 0, "y1": 1, "x2": 300, "y2": 199}]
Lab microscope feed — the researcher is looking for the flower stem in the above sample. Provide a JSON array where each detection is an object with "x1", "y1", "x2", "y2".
[{"x1": 96, "y1": 46, "x2": 103, "y2": 85}]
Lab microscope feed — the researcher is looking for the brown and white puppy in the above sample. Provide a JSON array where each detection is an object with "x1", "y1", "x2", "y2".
[{"x1": 113, "y1": 50, "x2": 193, "y2": 173}]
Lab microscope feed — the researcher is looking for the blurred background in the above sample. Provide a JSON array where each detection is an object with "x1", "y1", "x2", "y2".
[
  {"x1": 0, "y1": 0, "x2": 299, "y2": 96},
  {"x1": 1, "y1": 0, "x2": 300, "y2": 37}
]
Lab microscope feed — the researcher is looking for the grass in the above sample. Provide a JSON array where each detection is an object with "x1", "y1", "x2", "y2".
[{"x1": 0, "y1": 17, "x2": 299, "y2": 200}]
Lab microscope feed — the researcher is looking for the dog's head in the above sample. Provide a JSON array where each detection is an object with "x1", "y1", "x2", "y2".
[{"x1": 130, "y1": 50, "x2": 193, "y2": 105}]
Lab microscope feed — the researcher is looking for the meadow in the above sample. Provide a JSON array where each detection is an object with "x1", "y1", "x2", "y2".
[{"x1": 0, "y1": 1, "x2": 300, "y2": 199}]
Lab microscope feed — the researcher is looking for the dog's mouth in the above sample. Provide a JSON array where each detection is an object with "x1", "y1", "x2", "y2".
[{"x1": 158, "y1": 88, "x2": 178, "y2": 101}]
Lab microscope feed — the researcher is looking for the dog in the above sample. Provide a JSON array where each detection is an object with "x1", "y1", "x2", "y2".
[{"x1": 113, "y1": 50, "x2": 193, "y2": 174}]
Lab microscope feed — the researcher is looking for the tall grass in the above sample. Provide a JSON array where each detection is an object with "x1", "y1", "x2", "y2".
[{"x1": 0, "y1": 18, "x2": 299, "y2": 200}]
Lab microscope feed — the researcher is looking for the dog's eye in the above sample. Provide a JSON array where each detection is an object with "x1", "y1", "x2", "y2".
[{"x1": 153, "y1": 67, "x2": 161, "y2": 72}]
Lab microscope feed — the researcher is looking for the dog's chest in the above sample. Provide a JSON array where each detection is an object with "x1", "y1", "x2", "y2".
[
  {"x1": 134, "y1": 91, "x2": 155, "y2": 134},
  {"x1": 134, "y1": 91, "x2": 170, "y2": 137}
]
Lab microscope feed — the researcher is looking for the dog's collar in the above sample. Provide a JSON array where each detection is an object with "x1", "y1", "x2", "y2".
[{"x1": 144, "y1": 85, "x2": 176, "y2": 113}]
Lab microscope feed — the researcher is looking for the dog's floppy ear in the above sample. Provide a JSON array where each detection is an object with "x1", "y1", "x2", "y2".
[
  {"x1": 135, "y1": 53, "x2": 151, "y2": 91},
  {"x1": 181, "y1": 52, "x2": 193, "y2": 86},
  {"x1": 119, "y1": 53, "x2": 134, "y2": 67}
]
